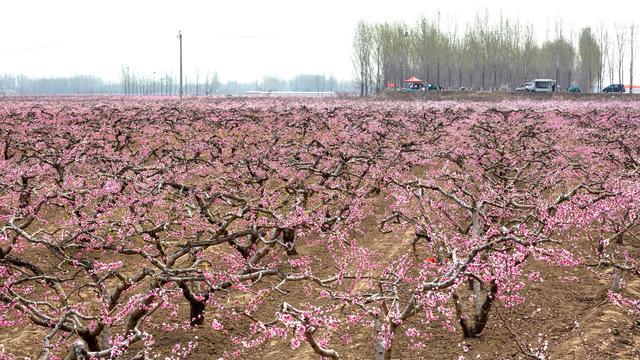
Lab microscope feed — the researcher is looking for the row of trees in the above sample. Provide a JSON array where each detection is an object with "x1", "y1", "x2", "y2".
[
  {"x1": 0, "y1": 74, "x2": 120, "y2": 95},
  {"x1": 0, "y1": 72, "x2": 357, "y2": 96},
  {"x1": 257, "y1": 74, "x2": 355, "y2": 93},
  {"x1": 353, "y1": 13, "x2": 638, "y2": 95},
  {"x1": 120, "y1": 67, "x2": 221, "y2": 96}
]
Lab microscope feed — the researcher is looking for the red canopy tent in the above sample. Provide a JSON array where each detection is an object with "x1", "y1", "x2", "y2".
[
  {"x1": 625, "y1": 85, "x2": 640, "y2": 92},
  {"x1": 403, "y1": 76, "x2": 424, "y2": 83},
  {"x1": 403, "y1": 76, "x2": 425, "y2": 90}
]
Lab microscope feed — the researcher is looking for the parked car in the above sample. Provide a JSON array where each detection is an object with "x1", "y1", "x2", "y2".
[
  {"x1": 568, "y1": 84, "x2": 582, "y2": 93},
  {"x1": 529, "y1": 79, "x2": 556, "y2": 92},
  {"x1": 602, "y1": 84, "x2": 625, "y2": 93},
  {"x1": 516, "y1": 79, "x2": 556, "y2": 92}
]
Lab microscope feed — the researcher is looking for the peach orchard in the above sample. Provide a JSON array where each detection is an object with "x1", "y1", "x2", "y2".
[{"x1": 0, "y1": 98, "x2": 638, "y2": 359}]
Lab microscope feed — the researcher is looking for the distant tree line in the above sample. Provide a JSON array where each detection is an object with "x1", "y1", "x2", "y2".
[
  {"x1": 0, "y1": 74, "x2": 120, "y2": 95},
  {"x1": 251, "y1": 74, "x2": 356, "y2": 93},
  {"x1": 1, "y1": 71, "x2": 357, "y2": 96},
  {"x1": 353, "y1": 13, "x2": 639, "y2": 95},
  {"x1": 120, "y1": 68, "x2": 356, "y2": 95},
  {"x1": 120, "y1": 67, "x2": 221, "y2": 96}
]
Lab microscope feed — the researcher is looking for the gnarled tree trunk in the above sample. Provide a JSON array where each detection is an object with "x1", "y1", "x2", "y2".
[{"x1": 453, "y1": 280, "x2": 498, "y2": 338}]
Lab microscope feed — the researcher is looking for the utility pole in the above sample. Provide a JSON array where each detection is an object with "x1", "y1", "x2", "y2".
[
  {"x1": 178, "y1": 30, "x2": 183, "y2": 101},
  {"x1": 630, "y1": 24, "x2": 635, "y2": 94}
]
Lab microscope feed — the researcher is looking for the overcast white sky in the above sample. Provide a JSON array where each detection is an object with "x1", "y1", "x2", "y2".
[{"x1": 1, "y1": 0, "x2": 639, "y2": 83}]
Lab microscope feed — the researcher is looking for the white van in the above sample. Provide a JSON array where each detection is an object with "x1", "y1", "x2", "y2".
[{"x1": 524, "y1": 79, "x2": 556, "y2": 92}]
